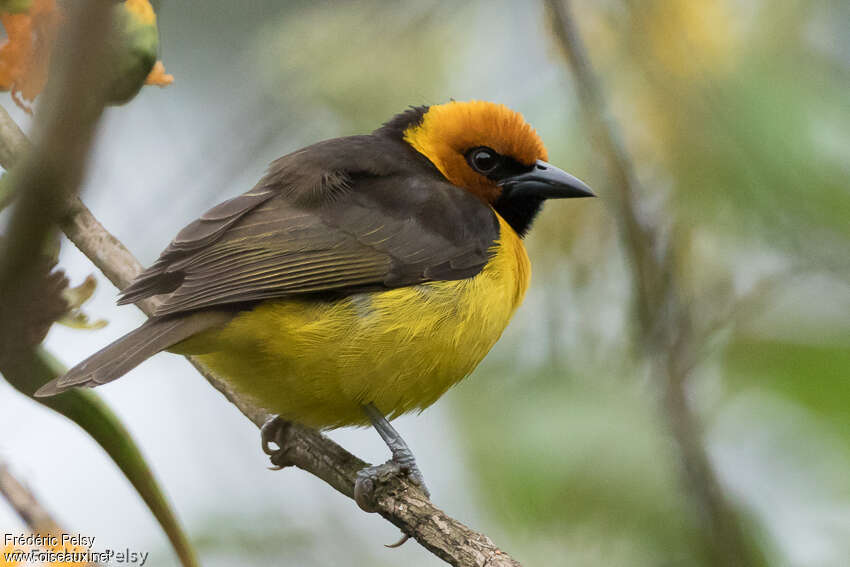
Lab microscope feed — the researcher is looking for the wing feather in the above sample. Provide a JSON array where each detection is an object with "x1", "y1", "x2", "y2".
[{"x1": 118, "y1": 142, "x2": 499, "y2": 317}]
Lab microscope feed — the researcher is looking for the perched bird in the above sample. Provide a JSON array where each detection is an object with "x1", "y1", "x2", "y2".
[{"x1": 37, "y1": 100, "x2": 593, "y2": 495}]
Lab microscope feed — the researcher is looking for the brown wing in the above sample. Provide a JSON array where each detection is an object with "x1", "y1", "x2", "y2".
[{"x1": 119, "y1": 148, "x2": 499, "y2": 317}]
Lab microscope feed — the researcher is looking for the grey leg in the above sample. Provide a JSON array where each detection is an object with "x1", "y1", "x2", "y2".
[
  {"x1": 362, "y1": 403, "x2": 429, "y2": 493},
  {"x1": 356, "y1": 403, "x2": 430, "y2": 502},
  {"x1": 263, "y1": 408, "x2": 429, "y2": 521}
]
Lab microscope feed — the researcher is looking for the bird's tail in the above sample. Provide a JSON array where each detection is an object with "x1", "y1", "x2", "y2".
[{"x1": 35, "y1": 311, "x2": 232, "y2": 397}]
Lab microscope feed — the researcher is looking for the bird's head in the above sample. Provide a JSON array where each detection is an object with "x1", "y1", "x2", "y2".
[{"x1": 386, "y1": 100, "x2": 594, "y2": 236}]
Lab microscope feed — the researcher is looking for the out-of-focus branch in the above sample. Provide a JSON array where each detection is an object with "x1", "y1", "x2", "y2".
[
  {"x1": 0, "y1": 0, "x2": 111, "y2": 545},
  {"x1": 0, "y1": 107, "x2": 28, "y2": 169},
  {"x1": 546, "y1": 0, "x2": 668, "y2": 340},
  {"x1": 0, "y1": 1, "x2": 113, "y2": 294},
  {"x1": 0, "y1": 461, "x2": 61, "y2": 534},
  {"x1": 546, "y1": 2, "x2": 764, "y2": 566},
  {"x1": 0, "y1": 82, "x2": 523, "y2": 567},
  {"x1": 0, "y1": 461, "x2": 105, "y2": 567}
]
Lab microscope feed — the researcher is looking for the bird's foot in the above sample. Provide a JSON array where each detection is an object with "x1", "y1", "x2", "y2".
[
  {"x1": 261, "y1": 415, "x2": 293, "y2": 470},
  {"x1": 354, "y1": 452, "x2": 430, "y2": 513}
]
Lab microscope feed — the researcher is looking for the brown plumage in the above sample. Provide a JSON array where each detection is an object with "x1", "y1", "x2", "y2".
[
  {"x1": 39, "y1": 106, "x2": 503, "y2": 395},
  {"x1": 36, "y1": 100, "x2": 593, "y2": 436},
  {"x1": 118, "y1": 130, "x2": 499, "y2": 316}
]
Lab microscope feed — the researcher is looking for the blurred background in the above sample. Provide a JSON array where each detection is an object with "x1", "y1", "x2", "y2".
[{"x1": 1, "y1": 0, "x2": 849, "y2": 565}]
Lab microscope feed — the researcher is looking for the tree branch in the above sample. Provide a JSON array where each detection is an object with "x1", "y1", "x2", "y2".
[
  {"x1": 545, "y1": 2, "x2": 764, "y2": 566},
  {"x1": 0, "y1": 461, "x2": 106, "y2": 566},
  {"x1": 0, "y1": 461, "x2": 62, "y2": 534},
  {"x1": 0, "y1": 78, "x2": 523, "y2": 567}
]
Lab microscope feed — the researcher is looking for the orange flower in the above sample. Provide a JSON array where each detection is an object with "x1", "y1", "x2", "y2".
[
  {"x1": 145, "y1": 60, "x2": 173, "y2": 87},
  {"x1": 45, "y1": 538, "x2": 90, "y2": 567},
  {"x1": 0, "y1": 0, "x2": 61, "y2": 113},
  {"x1": 0, "y1": 535, "x2": 91, "y2": 567},
  {"x1": 1, "y1": 542, "x2": 23, "y2": 567},
  {"x1": 0, "y1": 0, "x2": 171, "y2": 112}
]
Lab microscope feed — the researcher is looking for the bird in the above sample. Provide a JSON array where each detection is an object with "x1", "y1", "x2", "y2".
[{"x1": 36, "y1": 100, "x2": 593, "y2": 497}]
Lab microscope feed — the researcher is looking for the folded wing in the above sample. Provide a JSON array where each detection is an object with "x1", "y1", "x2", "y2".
[{"x1": 119, "y1": 171, "x2": 499, "y2": 317}]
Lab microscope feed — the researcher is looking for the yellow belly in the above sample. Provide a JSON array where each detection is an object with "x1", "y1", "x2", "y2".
[{"x1": 173, "y1": 214, "x2": 530, "y2": 429}]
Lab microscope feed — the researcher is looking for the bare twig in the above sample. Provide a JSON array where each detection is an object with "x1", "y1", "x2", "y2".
[
  {"x1": 0, "y1": 462, "x2": 61, "y2": 534},
  {"x1": 0, "y1": 74, "x2": 523, "y2": 567},
  {"x1": 546, "y1": 2, "x2": 764, "y2": 566},
  {"x1": 0, "y1": 462, "x2": 105, "y2": 567},
  {"x1": 546, "y1": 0, "x2": 667, "y2": 340}
]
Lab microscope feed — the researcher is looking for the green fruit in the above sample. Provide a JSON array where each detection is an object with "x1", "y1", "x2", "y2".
[{"x1": 106, "y1": 0, "x2": 159, "y2": 105}]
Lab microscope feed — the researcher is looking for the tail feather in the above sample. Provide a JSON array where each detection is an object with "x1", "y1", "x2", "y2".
[{"x1": 35, "y1": 311, "x2": 232, "y2": 397}]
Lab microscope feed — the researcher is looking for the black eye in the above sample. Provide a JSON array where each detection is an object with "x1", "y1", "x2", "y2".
[{"x1": 466, "y1": 147, "x2": 500, "y2": 174}]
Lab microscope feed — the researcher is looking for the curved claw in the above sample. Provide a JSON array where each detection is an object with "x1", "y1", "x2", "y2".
[
  {"x1": 261, "y1": 415, "x2": 283, "y2": 455},
  {"x1": 385, "y1": 533, "x2": 411, "y2": 548},
  {"x1": 260, "y1": 415, "x2": 293, "y2": 469}
]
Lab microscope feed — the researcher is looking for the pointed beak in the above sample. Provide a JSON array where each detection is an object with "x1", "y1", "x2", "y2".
[{"x1": 500, "y1": 160, "x2": 595, "y2": 200}]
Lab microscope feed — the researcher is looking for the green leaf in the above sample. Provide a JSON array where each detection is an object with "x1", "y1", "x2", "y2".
[
  {"x1": 1, "y1": 347, "x2": 200, "y2": 567},
  {"x1": 57, "y1": 275, "x2": 108, "y2": 330},
  {"x1": 724, "y1": 336, "x2": 850, "y2": 442}
]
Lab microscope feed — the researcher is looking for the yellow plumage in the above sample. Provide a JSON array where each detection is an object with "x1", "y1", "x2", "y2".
[{"x1": 172, "y1": 213, "x2": 530, "y2": 429}]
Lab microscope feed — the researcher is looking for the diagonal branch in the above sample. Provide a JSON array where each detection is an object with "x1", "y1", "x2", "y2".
[
  {"x1": 0, "y1": 460, "x2": 105, "y2": 567},
  {"x1": 0, "y1": 104, "x2": 523, "y2": 567},
  {"x1": 545, "y1": 0, "x2": 667, "y2": 340},
  {"x1": 0, "y1": 461, "x2": 62, "y2": 534},
  {"x1": 545, "y1": 1, "x2": 765, "y2": 566}
]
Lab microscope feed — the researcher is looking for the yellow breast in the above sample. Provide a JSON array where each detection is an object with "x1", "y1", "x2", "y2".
[{"x1": 174, "y1": 213, "x2": 530, "y2": 429}]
